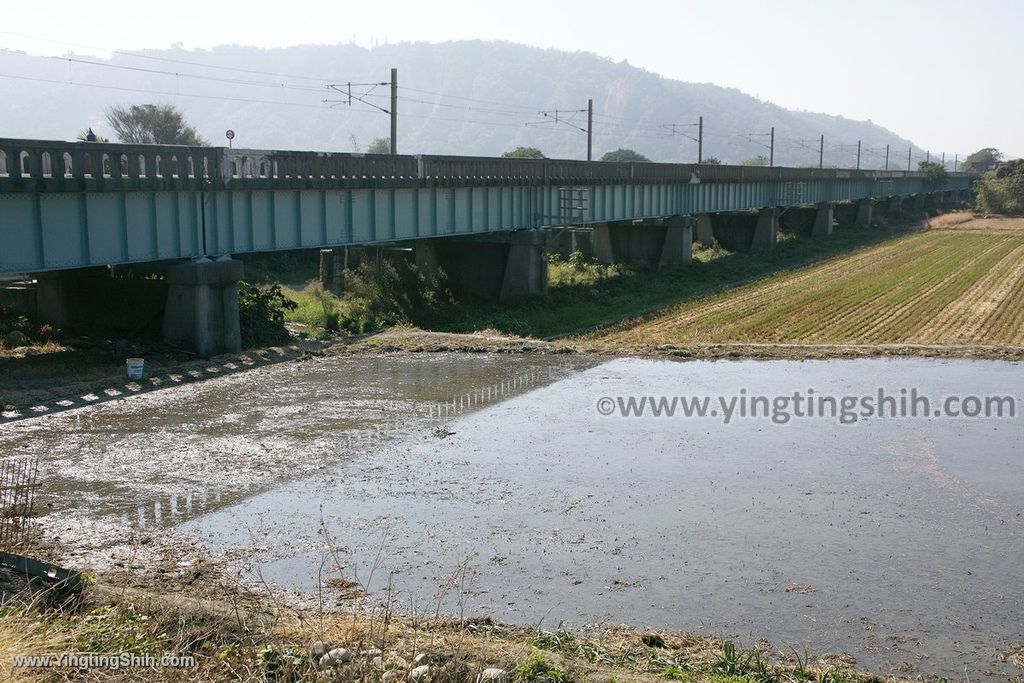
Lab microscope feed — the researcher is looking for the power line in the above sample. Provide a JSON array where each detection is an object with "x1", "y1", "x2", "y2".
[
  {"x1": 46, "y1": 53, "x2": 349, "y2": 94},
  {"x1": 0, "y1": 30, "x2": 371, "y2": 84},
  {"x1": 397, "y1": 85, "x2": 543, "y2": 113},
  {"x1": 0, "y1": 72, "x2": 346, "y2": 112}
]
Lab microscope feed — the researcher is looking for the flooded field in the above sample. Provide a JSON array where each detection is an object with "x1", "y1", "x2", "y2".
[{"x1": 3, "y1": 354, "x2": 1022, "y2": 679}]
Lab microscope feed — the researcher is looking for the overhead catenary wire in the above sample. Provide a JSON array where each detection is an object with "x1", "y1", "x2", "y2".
[{"x1": 0, "y1": 33, "x2": 947, "y2": 166}]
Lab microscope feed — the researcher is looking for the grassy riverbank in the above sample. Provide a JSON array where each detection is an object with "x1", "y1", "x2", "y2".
[
  {"x1": 283, "y1": 214, "x2": 1024, "y2": 354},
  {"x1": 0, "y1": 572, "x2": 902, "y2": 683}
]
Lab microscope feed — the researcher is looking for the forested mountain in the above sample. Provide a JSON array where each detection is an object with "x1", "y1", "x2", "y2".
[{"x1": 1, "y1": 40, "x2": 921, "y2": 166}]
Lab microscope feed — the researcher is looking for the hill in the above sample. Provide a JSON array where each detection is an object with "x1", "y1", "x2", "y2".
[{"x1": 0, "y1": 40, "x2": 920, "y2": 165}]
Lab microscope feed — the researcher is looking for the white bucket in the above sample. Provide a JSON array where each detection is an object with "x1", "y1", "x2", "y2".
[{"x1": 126, "y1": 358, "x2": 145, "y2": 380}]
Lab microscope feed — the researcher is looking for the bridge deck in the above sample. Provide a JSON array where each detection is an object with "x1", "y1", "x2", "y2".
[{"x1": 0, "y1": 138, "x2": 972, "y2": 276}]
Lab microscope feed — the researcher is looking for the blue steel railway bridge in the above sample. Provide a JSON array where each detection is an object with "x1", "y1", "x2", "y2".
[{"x1": 0, "y1": 139, "x2": 974, "y2": 356}]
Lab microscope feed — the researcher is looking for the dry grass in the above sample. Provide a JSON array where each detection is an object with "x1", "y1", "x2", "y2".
[
  {"x1": 0, "y1": 575, "x2": 907, "y2": 683},
  {"x1": 0, "y1": 611, "x2": 71, "y2": 682},
  {"x1": 590, "y1": 216, "x2": 1024, "y2": 350}
]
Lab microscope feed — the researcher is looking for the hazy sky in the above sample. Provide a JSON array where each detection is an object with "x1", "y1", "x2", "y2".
[{"x1": 2, "y1": 0, "x2": 1020, "y2": 158}]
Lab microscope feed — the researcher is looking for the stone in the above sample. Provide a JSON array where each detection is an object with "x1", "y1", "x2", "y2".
[
  {"x1": 328, "y1": 648, "x2": 352, "y2": 664},
  {"x1": 478, "y1": 668, "x2": 509, "y2": 683},
  {"x1": 319, "y1": 653, "x2": 335, "y2": 669},
  {"x1": 381, "y1": 671, "x2": 402, "y2": 683},
  {"x1": 360, "y1": 648, "x2": 383, "y2": 659},
  {"x1": 309, "y1": 641, "x2": 331, "y2": 661},
  {"x1": 371, "y1": 656, "x2": 384, "y2": 671},
  {"x1": 386, "y1": 656, "x2": 410, "y2": 670},
  {"x1": 409, "y1": 664, "x2": 431, "y2": 682},
  {"x1": 413, "y1": 653, "x2": 430, "y2": 665},
  {"x1": 3, "y1": 331, "x2": 27, "y2": 347}
]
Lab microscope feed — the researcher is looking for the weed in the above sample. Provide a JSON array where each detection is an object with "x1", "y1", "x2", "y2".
[
  {"x1": 712, "y1": 641, "x2": 745, "y2": 675},
  {"x1": 238, "y1": 281, "x2": 297, "y2": 346},
  {"x1": 514, "y1": 653, "x2": 568, "y2": 683},
  {"x1": 817, "y1": 666, "x2": 853, "y2": 683},
  {"x1": 657, "y1": 662, "x2": 693, "y2": 681}
]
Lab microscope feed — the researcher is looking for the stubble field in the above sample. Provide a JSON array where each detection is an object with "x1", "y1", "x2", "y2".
[{"x1": 592, "y1": 215, "x2": 1024, "y2": 349}]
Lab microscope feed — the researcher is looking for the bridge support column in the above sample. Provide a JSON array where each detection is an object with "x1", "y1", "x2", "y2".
[
  {"x1": 500, "y1": 229, "x2": 548, "y2": 302},
  {"x1": 421, "y1": 230, "x2": 547, "y2": 303},
  {"x1": 319, "y1": 248, "x2": 347, "y2": 293},
  {"x1": 35, "y1": 273, "x2": 75, "y2": 329},
  {"x1": 912, "y1": 193, "x2": 926, "y2": 213},
  {"x1": 884, "y1": 197, "x2": 903, "y2": 220},
  {"x1": 854, "y1": 200, "x2": 874, "y2": 228},
  {"x1": 594, "y1": 217, "x2": 693, "y2": 269},
  {"x1": 811, "y1": 202, "x2": 834, "y2": 237},
  {"x1": 414, "y1": 241, "x2": 439, "y2": 279},
  {"x1": 752, "y1": 208, "x2": 778, "y2": 249},
  {"x1": 695, "y1": 214, "x2": 715, "y2": 246},
  {"x1": 163, "y1": 258, "x2": 243, "y2": 358}
]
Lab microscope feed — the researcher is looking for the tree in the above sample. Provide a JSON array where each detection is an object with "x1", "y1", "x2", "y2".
[
  {"x1": 975, "y1": 159, "x2": 1024, "y2": 215},
  {"x1": 600, "y1": 148, "x2": 649, "y2": 163},
  {"x1": 105, "y1": 104, "x2": 208, "y2": 146},
  {"x1": 742, "y1": 155, "x2": 769, "y2": 167},
  {"x1": 367, "y1": 137, "x2": 391, "y2": 154},
  {"x1": 917, "y1": 161, "x2": 949, "y2": 191},
  {"x1": 962, "y1": 148, "x2": 1002, "y2": 173},
  {"x1": 502, "y1": 147, "x2": 545, "y2": 159},
  {"x1": 700, "y1": 157, "x2": 723, "y2": 165}
]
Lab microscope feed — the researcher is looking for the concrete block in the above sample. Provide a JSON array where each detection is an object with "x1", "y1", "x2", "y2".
[
  {"x1": 658, "y1": 219, "x2": 693, "y2": 269},
  {"x1": 811, "y1": 202, "x2": 833, "y2": 238},
  {"x1": 163, "y1": 258, "x2": 243, "y2": 357},
  {"x1": 855, "y1": 200, "x2": 873, "y2": 228},
  {"x1": 695, "y1": 214, "x2": 715, "y2": 246},
  {"x1": 500, "y1": 229, "x2": 547, "y2": 302},
  {"x1": 752, "y1": 208, "x2": 778, "y2": 249}
]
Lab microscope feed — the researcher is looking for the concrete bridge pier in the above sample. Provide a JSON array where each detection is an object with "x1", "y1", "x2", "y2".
[
  {"x1": 162, "y1": 258, "x2": 243, "y2": 358},
  {"x1": 35, "y1": 272, "x2": 77, "y2": 329},
  {"x1": 810, "y1": 202, "x2": 834, "y2": 237},
  {"x1": 710, "y1": 209, "x2": 776, "y2": 251},
  {"x1": 882, "y1": 196, "x2": 903, "y2": 220},
  {"x1": 752, "y1": 208, "x2": 778, "y2": 248},
  {"x1": 500, "y1": 229, "x2": 549, "y2": 301},
  {"x1": 695, "y1": 214, "x2": 715, "y2": 246},
  {"x1": 854, "y1": 199, "x2": 874, "y2": 228},
  {"x1": 594, "y1": 217, "x2": 693, "y2": 269},
  {"x1": 779, "y1": 203, "x2": 832, "y2": 238},
  {"x1": 415, "y1": 229, "x2": 547, "y2": 303},
  {"x1": 912, "y1": 193, "x2": 927, "y2": 213}
]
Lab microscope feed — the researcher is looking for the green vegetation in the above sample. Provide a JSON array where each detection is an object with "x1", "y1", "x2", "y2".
[
  {"x1": 284, "y1": 260, "x2": 450, "y2": 336},
  {"x1": 917, "y1": 160, "x2": 949, "y2": 191},
  {"x1": 105, "y1": 103, "x2": 207, "y2": 145},
  {"x1": 426, "y1": 225, "x2": 910, "y2": 339},
  {"x1": 367, "y1": 137, "x2": 392, "y2": 154},
  {"x1": 237, "y1": 282, "x2": 297, "y2": 347},
  {"x1": 742, "y1": 155, "x2": 769, "y2": 167},
  {"x1": 975, "y1": 158, "x2": 1024, "y2": 215},
  {"x1": 503, "y1": 147, "x2": 546, "y2": 159},
  {"x1": 962, "y1": 147, "x2": 1002, "y2": 173},
  {"x1": 601, "y1": 148, "x2": 649, "y2": 162},
  {"x1": 53, "y1": 605, "x2": 168, "y2": 658},
  {"x1": 700, "y1": 157, "x2": 723, "y2": 165},
  {"x1": 514, "y1": 653, "x2": 568, "y2": 683}
]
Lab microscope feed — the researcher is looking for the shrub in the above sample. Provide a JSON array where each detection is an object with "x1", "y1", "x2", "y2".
[
  {"x1": 975, "y1": 160, "x2": 1024, "y2": 215},
  {"x1": 238, "y1": 281, "x2": 297, "y2": 347}
]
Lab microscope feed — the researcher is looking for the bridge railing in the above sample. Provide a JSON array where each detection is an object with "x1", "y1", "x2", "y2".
[
  {"x1": 0, "y1": 138, "x2": 220, "y2": 189},
  {"x1": 0, "y1": 137, "x2": 956, "y2": 192}
]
